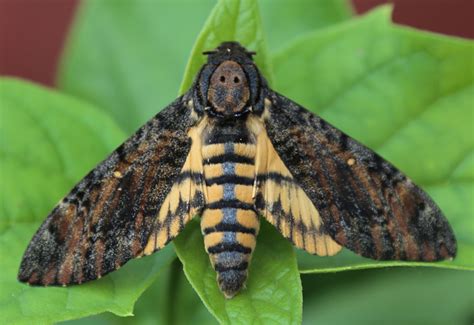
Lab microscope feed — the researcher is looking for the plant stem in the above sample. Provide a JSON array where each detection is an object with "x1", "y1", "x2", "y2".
[{"x1": 164, "y1": 257, "x2": 182, "y2": 325}]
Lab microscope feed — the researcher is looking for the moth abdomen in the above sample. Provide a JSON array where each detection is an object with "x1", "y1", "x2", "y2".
[
  {"x1": 201, "y1": 128, "x2": 259, "y2": 298},
  {"x1": 202, "y1": 208, "x2": 259, "y2": 298}
]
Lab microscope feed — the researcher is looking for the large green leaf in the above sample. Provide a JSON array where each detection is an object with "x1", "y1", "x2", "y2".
[
  {"x1": 302, "y1": 268, "x2": 474, "y2": 324},
  {"x1": 272, "y1": 6, "x2": 474, "y2": 272},
  {"x1": 0, "y1": 79, "x2": 176, "y2": 324},
  {"x1": 64, "y1": 259, "x2": 217, "y2": 325},
  {"x1": 175, "y1": 221, "x2": 302, "y2": 325},
  {"x1": 259, "y1": 0, "x2": 353, "y2": 51},
  {"x1": 174, "y1": 1, "x2": 302, "y2": 323},
  {"x1": 58, "y1": 0, "x2": 216, "y2": 134},
  {"x1": 179, "y1": 0, "x2": 273, "y2": 93}
]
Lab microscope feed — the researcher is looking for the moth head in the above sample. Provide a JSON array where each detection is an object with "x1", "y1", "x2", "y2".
[{"x1": 192, "y1": 41, "x2": 267, "y2": 119}]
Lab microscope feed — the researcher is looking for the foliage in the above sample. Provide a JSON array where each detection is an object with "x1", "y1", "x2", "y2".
[
  {"x1": 1, "y1": 0, "x2": 472, "y2": 324},
  {"x1": 0, "y1": 80, "x2": 175, "y2": 324},
  {"x1": 273, "y1": 7, "x2": 474, "y2": 272},
  {"x1": 301, "y1": 268, "x2": 474, "y2": 324}
]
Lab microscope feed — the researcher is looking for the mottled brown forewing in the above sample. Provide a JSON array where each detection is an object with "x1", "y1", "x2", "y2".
[
  {"x1": 263, "y1": 90, "x2": 457, "y2": 261},
  {"x1": 18, "y1": 95, "x2": 197, "y2": 286}
]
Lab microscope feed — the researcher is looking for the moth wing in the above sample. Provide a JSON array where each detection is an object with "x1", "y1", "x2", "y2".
[
  {"x1": 252, "y1": 118, "x2": 342, "y2": 256},
  {"x1": 18, "y1": 95, "x2": 205, "y2": 286},
  {"x1": 259, "y1": 90, "x2": 456, "y2": 261}
]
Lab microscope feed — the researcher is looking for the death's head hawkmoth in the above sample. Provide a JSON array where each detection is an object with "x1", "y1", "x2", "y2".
[{"x1": 18, "y1": 41, "x2": 457, "y2": 299}]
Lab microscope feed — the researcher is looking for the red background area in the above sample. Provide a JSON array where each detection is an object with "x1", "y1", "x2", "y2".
[{"x1": 1, "y1": 0, "x2": 473, "y2": 87}]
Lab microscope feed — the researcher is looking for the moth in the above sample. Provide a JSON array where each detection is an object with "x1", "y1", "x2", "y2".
[{"x1": 19, "y1": 41, "x2": 457, "y2": 298}]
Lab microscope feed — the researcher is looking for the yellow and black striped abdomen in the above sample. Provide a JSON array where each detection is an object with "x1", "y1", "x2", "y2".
[{"x1": 201, "y1": 135, "x2": 259, "y2": 298}]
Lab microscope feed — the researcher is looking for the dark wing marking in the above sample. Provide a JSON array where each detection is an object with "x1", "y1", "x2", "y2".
[
  {"x1": 18, "y1": 95, "x2": 202, "y2": 286},
  {"x1": 263, "y1": 91, "x2": 457, "y2": 261}
]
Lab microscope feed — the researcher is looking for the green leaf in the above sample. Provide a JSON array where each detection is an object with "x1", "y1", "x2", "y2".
[
  {"x1": 64, "y1": 259, "x2": 217, "y2": 325},
  {"x1": 271, "y1": 6, "x2": 474, "y2": 272},
  {"x1": 179, "y1": 0, "x2": 273, "y2": 93},
  {"x1": 259, "y1": 0, "x2": 353, "y2": 51},
  {"x1": 302, "y1": 268, "x2": 474, "y2": 324},
  {"x1": 0, "y1": 78, "x2": 176, "y2": 324},
  {"x1": 58, "y1": 0, "x2": 216, "y2": 133},
  {"x1": 174, "y1": 1, "x2": 302, "y2": 323},
  {"x1": 158, "y1": 259, "x2": 219, "y2": 325},
  {"x1": 174, "y1": 221, "x2": 302, "y2": 325}
]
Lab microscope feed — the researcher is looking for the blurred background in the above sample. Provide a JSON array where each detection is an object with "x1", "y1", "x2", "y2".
[
  {"x1": 1, "y1": 0, "x2": 473, "y2": 87},
  {"x1": 1, "y1": 1, "x2": 472, "y2": 324}
]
